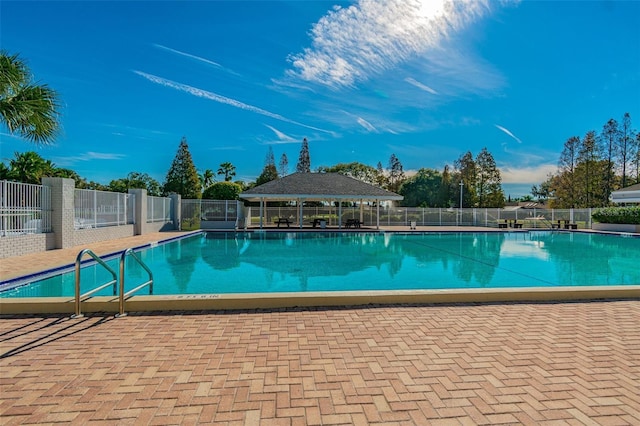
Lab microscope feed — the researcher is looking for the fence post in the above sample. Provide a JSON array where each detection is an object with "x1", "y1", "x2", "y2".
[
  {"x1": 128, "y1": 189, "x2": 147, "y2": 235},
  {"x1": 42, "y1": 177, "x2": 75, "y2": 249},
  {"x1": 169, "y1": 194, "x2": 181, "y2": 231}
]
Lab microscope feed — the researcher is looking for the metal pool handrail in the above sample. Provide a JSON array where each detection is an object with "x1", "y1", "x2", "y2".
[
  {"x1": 117, "y1": 248, "x2": 154, "y2": 317},
  {"x1": 73, "y1": 249, "x2": 117, "y2": 318}
]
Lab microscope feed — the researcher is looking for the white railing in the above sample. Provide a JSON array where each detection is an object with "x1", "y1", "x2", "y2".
[
  {"x1": 147, "y1": 196, "x2": 171, "y2": 223},
  {"x1": 246, "y1": 206, "x2": 594, "y2": 229},
  {"x1": 181, "y1": 199, "x2": 240, "y2": 229},
  {"x1": 0, "y1": 180, "x2": 52, "y2": 236},
  {"x1": 74, "y1": 188, "x2": 134, "y2": 229}
]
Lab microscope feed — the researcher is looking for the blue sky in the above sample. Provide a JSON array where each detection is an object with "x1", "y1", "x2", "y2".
[{"x1": 1, "y1": 0, "x2": 639, "y2": 198}]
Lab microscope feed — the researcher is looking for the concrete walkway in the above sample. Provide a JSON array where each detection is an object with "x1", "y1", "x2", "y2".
[{"x1": 1, "y1": 301, "x2": 639, "y2": 425}]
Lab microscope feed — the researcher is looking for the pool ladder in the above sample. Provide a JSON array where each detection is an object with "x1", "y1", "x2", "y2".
[{"x1": 73, "y1": 248, "x2": 153, "y2": 318}]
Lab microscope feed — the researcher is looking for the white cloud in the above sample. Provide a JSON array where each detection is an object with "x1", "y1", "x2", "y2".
[
  {"x1": 356, "y1": 117, "x2": 378, "y2": 132},
  {"x1": 495, "y1": 124, "x2": 522, "y2": 144},
  {"x1": 52, "y1": 152, "x2": 126, "y2": 166},
  {"x1": 133, "y1": 70, "x2": 334, "y2": 135},
  {"x1": 405, "y1": 77, "x2": 438, "y2": 94},
  {"x1": 264, "y1": 125, "x2": 298, "y2": 144},
  {"x1": 501, "y1": 163, "x2": 557, "y2": 183},
  {"x1": 287, "y1": 0, "x2": 495, "y2": 88}
]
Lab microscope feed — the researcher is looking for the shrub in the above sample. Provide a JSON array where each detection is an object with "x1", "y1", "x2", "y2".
[{"x1": 592, "y1": 207, "x2": 640, "y2": 224}]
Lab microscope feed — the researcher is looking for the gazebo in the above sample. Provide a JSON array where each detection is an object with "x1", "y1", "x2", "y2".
[
  {"x1": 239, "y1": 172, "x2": 403, "y2": 229},
  {"x1": 610, "y1": 183, "x2": 640, "y2": 204}
]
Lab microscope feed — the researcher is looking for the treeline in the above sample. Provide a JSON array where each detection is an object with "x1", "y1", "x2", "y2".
[
  {"x1": 317, "y1": 148, "x2": 505, "y2": 208},
  {"x1": 8, "y1": 109, "x2": 638, "y2": 210},
  {"x1": 534, "y1": 113, "x2": 639, "y2": 208},
  {"x1": 0, "y1": 135, "x2": 507, "y2": 207}
]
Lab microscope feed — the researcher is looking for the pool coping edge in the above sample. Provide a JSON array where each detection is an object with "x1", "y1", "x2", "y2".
[{"x1": 1, "y1": 286, "x2": 639, "y2": 315}]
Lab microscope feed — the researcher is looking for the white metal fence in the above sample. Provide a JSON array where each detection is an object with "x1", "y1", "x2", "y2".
[
  {"x1": 0, "y1": 180, "x2": 52, "y2": 236},
  {"x1": 247, "y1": 205, "x2": 594, "y2": 229},
  {"x1": 147, "y1": 196, "x2": 172, "y2": 223},
  {"x1": 182, "y1": 200, "x2": 239, "y2": 221},
  {"x1": 74, "y1": 188, "x2": 134, "y2": 229}
]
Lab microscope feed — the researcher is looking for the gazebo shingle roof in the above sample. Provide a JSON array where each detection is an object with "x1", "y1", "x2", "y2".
[{"x1": 240, "y1": 172, "x2": 403, "y2": 201}]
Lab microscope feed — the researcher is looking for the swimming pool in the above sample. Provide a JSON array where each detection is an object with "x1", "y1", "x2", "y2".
[{"x1": 2, "y1": 231, "x2": 639, "y2": 299}]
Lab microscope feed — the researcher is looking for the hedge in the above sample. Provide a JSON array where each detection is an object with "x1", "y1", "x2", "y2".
[{"x1": 591, "y1": 207, "x2": 640, "y2": 224}]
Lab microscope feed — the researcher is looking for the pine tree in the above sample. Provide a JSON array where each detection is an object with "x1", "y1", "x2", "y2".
[
  {"x1": 618, "y1": 113, "x2": 634, "y2": 187},
  {"x1": 475, "y1": 148, "x2": 504, "y2": 207},
  {"x1": 600, "y1": 118, "x2": 619, "y2": 201},
  {"x1": 256, "y1": 147, "x2": 279, "y2": 185},
  {"x1": 454, "y1": 151, "x2": 477, "y2": 207},
  {"x1": 279, "y1": 153, "x2": 289, "y2": 177},
  {"x1": 296, "y1": 138, "x2": 311, "y2": 173},
  {"x1": 387, "y1": 154, "x2": 405, "y2": 193},
  {"x1": 576, "y1": 130, "x2": 606, "y2": 207},
  {"x1": 555, "y1": 136, "x2": 581, "y2": 207},
  {"x1": 265, "y1": 146, "x2": 275, "y2": 168},
  {"x1": 437, "y1": 165, "x2": 453, "y2": 207},
  {"x1": 163, "y1": 137, "x2": 202, "y2": 198},
  {"x1": 375, "y1": 161, "x2": 388, "y2": 188}
]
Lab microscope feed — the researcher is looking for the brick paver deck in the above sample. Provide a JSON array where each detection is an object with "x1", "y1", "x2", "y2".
[{"x1": 2, "y1": 301, "x2": 639, "y2": 425}]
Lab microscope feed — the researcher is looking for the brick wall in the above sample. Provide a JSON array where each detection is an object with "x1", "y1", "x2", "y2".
[
  {"x1": 0, "y1": 233, "x2": 56, "y2": 259},
  {"x1": 72, "y1": 225, "x2": 136, "y2": 247}
]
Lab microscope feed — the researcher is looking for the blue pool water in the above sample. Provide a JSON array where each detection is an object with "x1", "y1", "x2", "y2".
[{"x1": 2, "y1": 231, "x2": 639, "y2": 298}]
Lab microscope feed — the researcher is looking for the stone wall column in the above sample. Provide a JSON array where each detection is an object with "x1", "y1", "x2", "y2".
[
  {"x1": 42, "y1": 177, "x2": 75, "y2": 249},
  {"x1": 128, "y1": 188, "x2": 147, "y2": 235},
  {"x1": 169, "y1": 194, "x2": 181, "y2": 230}
]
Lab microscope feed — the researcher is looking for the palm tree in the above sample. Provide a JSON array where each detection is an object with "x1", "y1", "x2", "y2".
[
  {"x1": 217, "y1": 162, "x2": 236, "y2": 182},
  {"x1": 0, "y1": 51, "x2": 60, "y2": 144},
  {"x1": 8, "y1": 151, "x2": 56, "y2": 183},
  {"x1": 200, "y1": 169, "x2": 215, "y2": 188}
]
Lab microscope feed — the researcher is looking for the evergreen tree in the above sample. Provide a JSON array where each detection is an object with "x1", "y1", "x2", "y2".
[
  {"x1": 375, "y1": 161, "x2": 388, "y2": 188},
  {"x1": 437, "y1": 165, "x2": 453, "y2": 207},
  {"x1": 575, "y1": 130, "x2": 606, "y2": 207},
  {"x1": 163, "y1": 137, "x2": 202, "y2": 199},
  {"x1": 555, "y1": 136, "x2": 581, "y2": 208},
  {"x1": 454, "y1": 151, "x2": 477, "y2": 207},
  {"x1": 618, "y1": 112, "x2": 634, "y2": 187},
  {"x1": 256, "y1": 148, "x2": 278, "y2": 185},
  {"x1": 296, "y1": 138, "x2": 311, "y2": 173},
  {"x1": 387, "y1": 154, "x2": 405, "y2": 193},
  {"x1": 256, "y1": 164, "x2": 278, "y2": 186},
  {"x1": 600, "y1": 118, "x2": 619, "y2": 201},
  {"x1": 475, "y1": 148, "x2": 504, "y2": 207},
  {"x1": 279, "y1": 153, "x2": 289, "y2": 177},
  {"x1": 265, "y1": 146, "x2": 275, "y2": 168}
]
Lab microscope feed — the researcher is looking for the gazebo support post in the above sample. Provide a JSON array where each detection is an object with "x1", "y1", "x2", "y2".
[
  {"x1": 338, "y1": 201, "x2": 342, "y2": 228},
  {"x1": 259, "y1": 198, "x2": 264, "y2": 229},
  {"x1": 298, "y1": 198, "x2": 303, "y2": 228},
  {"x1": 376, "y1": 200, "x2": 380, "y2": 230}
]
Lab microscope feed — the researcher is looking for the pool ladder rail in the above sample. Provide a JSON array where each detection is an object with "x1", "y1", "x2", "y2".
[{"x1": 72, "y1": 248, "x2": 154, "y2": 318}]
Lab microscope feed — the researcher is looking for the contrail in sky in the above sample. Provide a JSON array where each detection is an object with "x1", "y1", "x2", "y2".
[
  {"x1": 495, "y1": 124, "x2": 522, "y2": 144},
  {"x1": 133, "y1": 70, "x2": 334, "y2": 135}
]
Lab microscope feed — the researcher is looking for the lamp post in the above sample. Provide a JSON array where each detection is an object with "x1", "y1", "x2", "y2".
[{"x1": 459, "y1": 181, "x2": 464, "y2": 224}]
